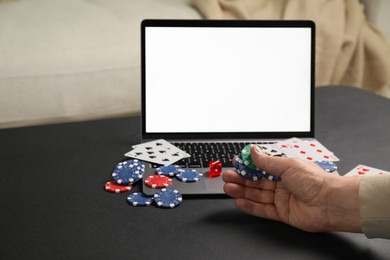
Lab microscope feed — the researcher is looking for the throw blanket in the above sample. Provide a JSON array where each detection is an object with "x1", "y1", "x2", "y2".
[{"x1": 191, "y1": 0, "x2": 390, "y2": 98}]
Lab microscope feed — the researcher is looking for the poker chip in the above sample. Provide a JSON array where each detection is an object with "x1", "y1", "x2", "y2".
[
  {"x1": 127, "y1": 192, "x2": 153, "y2": 207},
  {"x1": 314, "y1": 160, "x2": 338, "y2": 173},
  {"x1": 235, "y1": 156, "x2": 265, "y2": 181},
  {"x1": 235, "y1": 154, "x2": 281, "y2": 182},
  {"x1": 112, "y1": 159, "x2": 145, "y2": 185},
  {"x1": 264, "y1": 172, "x2": 282, "y2": 181},
  {"x1": 104, "y1": 181, "x2": 132, "y2": 193},
  {"x1": 144, "y1": 175, "x2": 172, "y2": 189},
  {"x1": 241, "y1": 144, "x2": 286, "y2": 171},
  {"x1": 153, "y1": 188, "x2": 182, "y2": 208},
  {"x1": 155, "y1": 165, "x2": 181, "y2": 177},
  {"x1": 176, "y1": 169, "x2": 203, "y2": 183},
  {"x1": 240, "y1": 144, "x2": 257, "y2": 170}
]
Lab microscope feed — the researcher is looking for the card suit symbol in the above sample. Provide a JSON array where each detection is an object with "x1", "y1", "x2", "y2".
[
  {"x1": 358, "y1": 171, "x2": 365, "y2": 175},
  {"x1": 323, "y1": 155, "x2": 330, "y2": 159},
  {"x1": 294, "y1": 145, "x2": 299, "y2": 148},
  {"x1": 159, "y1": 150, "x2": 166, "y2": 154},
  {"x1": 172, "y1": 153, "x2": 179, "y2": 156},
  {"x1": 147, "y1": 151, "x2": 154, "y2": 155},
  {"x1": 135, "y1": 152, "x2": 142, "y2": 155},
  {"x1": 310, "y1": 143, "x2": 315, "y2": 147},
  {"x1": 156, "y1": 143, "x2": 163, "y2": 146},
  {"x1": 316, "y1": 149, "x2": 322, "y2": 153},
  {"x1": 300, "y1": 151, "x2": 306, "y2": 154},
  {"x1": 271, "y1": 149, "x2": 277, "y2": 153},
  {"x1": 149, "y1": 156, "x2": 156, "y2": 159},
  {"x1": 146, "y1": 147, "x2": 153, "y2": 150},
  {"x1": 162, "y1": 158, "x2": 170, "y2": 162},
  {"x1": 307, "y1": 157, "x2": 313, "y2": 161}
]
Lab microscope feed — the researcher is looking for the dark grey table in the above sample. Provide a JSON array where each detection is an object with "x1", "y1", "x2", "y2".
[{"x1": 1, "y1": 86, "x2": 389, "y2": 259}]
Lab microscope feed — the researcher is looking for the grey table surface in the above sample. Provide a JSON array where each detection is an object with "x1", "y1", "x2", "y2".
[{"x1": 1, "y1": 86, "x2": 389, "y2": 259}]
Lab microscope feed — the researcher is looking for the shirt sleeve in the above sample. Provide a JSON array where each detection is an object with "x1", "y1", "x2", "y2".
[{"x1": 359, "y1": 174, "x2": 390, "y2": 239}]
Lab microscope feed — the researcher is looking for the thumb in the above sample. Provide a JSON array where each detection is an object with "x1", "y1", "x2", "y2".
[{"x1": 250, "y1": 145, "x2": 290, "y2": 177}]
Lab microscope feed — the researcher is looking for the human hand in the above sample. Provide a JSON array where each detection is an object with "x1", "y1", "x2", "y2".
[{"x1": 223, "y1": 145, "x2": 362, "y2": 233}]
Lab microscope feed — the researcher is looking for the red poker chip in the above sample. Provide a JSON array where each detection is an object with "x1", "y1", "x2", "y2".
[
  {"x1": 104, "y1": 181, "x2": 132, "y2": 193},
  {"x1": 144, "y1": 175, "x2": 172, "y2": 189}
]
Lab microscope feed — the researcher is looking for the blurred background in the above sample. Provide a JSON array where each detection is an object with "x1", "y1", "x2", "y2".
[{"x1": 0, "y1": 0, "x2": 389, "y2": 129}]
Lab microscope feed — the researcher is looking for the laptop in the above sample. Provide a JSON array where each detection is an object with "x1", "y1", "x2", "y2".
[{"x1": 140, "y1": 19, "x2": 315, "y2": 196}]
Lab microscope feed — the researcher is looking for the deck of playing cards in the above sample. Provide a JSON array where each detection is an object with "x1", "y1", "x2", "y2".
[{"x1": 124, "y1": 139, "x2": 190, "y2": 166}]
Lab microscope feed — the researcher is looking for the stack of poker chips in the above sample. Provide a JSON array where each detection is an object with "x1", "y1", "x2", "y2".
[
  {"x1": 127, "y1": 165, "x2": 203, "y2": 208},
  {"x1": 105, "y1": 159, "x2": 204, "y2": 209},
  {"x1": 104, "y1": 159, "x2": 145, "y2": 193},
  {"x1": 234, "y1": 144, "x2": 339, "y2": 180},
  {"x1": 104, "y1": 159, "x2": 183, "y2": 208},
  {"x1": 234, "y1": 144, "x2": 282, "y2": 182}
]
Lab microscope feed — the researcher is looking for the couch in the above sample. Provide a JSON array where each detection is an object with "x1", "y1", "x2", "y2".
[{"x1": 0, "y1": 0, "x2": 389, "y2": 128}]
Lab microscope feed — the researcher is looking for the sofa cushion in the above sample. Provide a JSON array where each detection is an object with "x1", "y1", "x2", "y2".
[{"x1": 0, "y1": 0, "x2": 201, "y2": 128}]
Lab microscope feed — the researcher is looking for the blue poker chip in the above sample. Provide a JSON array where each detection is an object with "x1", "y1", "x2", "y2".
[
  {"x1": 112, "y1": 159, "x2": 145, "y2": 185},
  {"x1": 235, "y1": 154, "x2": 281, "y2": 182},
  {"x1": 235, "y1": 156, "x2": 265, "y2": 181},
  {"x1": 264, "y1": 172, "x2": 282, "y2": 181},
  {"x1": 314, "y1": 161, "x2": 338, "y2": 173},
  {"x1": 127, "y1": 192, "x2": 153, "y2": 207},
  {"x1": 155, "y1": 165, "x2": 181, "y2": 177},
  {"x1": 153, "y1": 188, "x2": 182, "y2": 208},
  {"x1": 176, "y1": 169, "x2": 203, "y2": 183}
]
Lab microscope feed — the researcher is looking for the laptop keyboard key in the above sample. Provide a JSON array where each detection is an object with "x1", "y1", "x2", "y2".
[{"x1": 170, "y1": 141, "x2": 275, "y2": 169}]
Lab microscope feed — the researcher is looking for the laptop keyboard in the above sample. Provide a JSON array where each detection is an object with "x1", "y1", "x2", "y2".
[{"x1": 149, "y1": 141, "x2": 275, "y2": 168}]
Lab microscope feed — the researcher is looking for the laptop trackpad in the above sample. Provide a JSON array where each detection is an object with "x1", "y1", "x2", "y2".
[{"x1": 203, "y1": 172, "x2": 225, "y2": 193}]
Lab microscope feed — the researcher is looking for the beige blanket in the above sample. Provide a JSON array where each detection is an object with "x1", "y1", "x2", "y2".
[{"x1": 192, "y1": 0, "x2": 390, "y2": 98}]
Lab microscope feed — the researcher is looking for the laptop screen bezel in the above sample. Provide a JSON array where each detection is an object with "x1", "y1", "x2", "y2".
[{"x1": 141, "y1": 19, "x2": 315, "y2": 140}]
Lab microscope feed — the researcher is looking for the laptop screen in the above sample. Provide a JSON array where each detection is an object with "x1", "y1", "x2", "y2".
[{"x1": 141, "y1": 20, "x2": 315, "y2": 139}]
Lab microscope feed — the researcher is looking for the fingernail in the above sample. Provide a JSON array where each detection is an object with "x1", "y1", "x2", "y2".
[{"x1": 253, "y1": 145, "x2": 261, "y2": 153}]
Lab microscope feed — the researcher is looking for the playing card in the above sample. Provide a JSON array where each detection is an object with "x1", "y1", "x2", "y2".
[
  {"x1": 344, "y1": 165, "x2": 390, "y2": 176},
  {"x1": 275, "y1": 138, "x2": 301, "y2": 158},
  {"x1": 293, "y1": 139, "x2": 339, "y2": 162},
  {"x1": 131, "y1": 139, "x2": 190, "y2": 156},
  {"x1": 258, "y1": 144, "x2": 286, "y2": 157},
  {"x1": 125, "y1": 139, "x2": 190, "y2": 165},
  {"x1": 276, "y1": 138, "x2": 339, "y2": 162}
]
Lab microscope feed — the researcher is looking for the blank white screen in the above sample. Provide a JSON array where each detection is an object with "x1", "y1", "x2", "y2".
[{"x1": 145, "y1": 27, "x2": 311, "y2": 133}]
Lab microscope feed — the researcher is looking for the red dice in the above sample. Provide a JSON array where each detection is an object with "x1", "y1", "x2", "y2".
[{"x1": 209, "y1": 160, "x2": 222, "y2": 178}]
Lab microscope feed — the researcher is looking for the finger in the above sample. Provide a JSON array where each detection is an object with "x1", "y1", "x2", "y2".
[
  {"x1": 224, "y1": 182, "x2": 275, "y2": 204},
  {"x1": 235, "y1": 198, "x2": 281, "y2": 222},
  {"x1": 222, "y1": 169, "x2": 276, "y2": 190},
  {"x1": 231, "y1": 155, "x2": 237, "y2": 167},
  {"x1": 250, "y1": 145, "x2": 292, "y2": 177}
]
